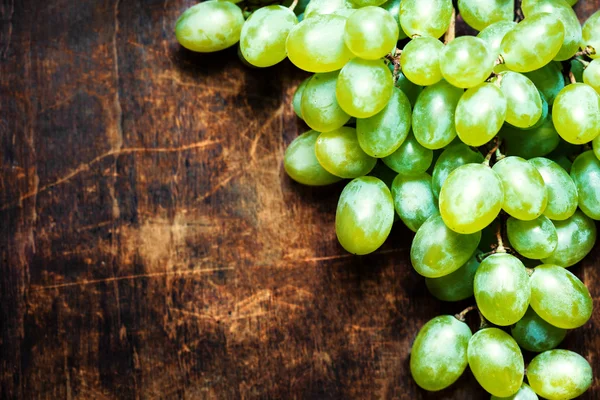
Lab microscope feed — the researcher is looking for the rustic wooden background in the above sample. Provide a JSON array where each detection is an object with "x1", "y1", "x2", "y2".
[{"x1": 1, "y1": 1, "x2": 599, "y2": 399}]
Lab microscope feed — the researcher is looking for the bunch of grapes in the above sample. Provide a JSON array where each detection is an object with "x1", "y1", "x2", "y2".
[{"x1": 175, "y1": 0, "x2": 600, "y2": 397}]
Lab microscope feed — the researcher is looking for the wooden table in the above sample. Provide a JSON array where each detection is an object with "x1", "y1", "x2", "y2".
[{"x1": 1, "y1": 1, "x2": 598, "y2": 398}]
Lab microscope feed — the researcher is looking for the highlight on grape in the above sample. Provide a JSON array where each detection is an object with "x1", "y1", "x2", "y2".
[{"x1": 175, "y1": 0, "x2": 600, "y2": 397}]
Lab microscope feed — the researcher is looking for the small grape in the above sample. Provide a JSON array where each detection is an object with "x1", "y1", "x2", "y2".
[
  {"x1": 582, "y1": 9, "x2": 600, "y2": 60},
  {"x1": 292, "y1": 77, "x2": 311, "y2": 119},
  {"x1": 344, "y1": 7, "x2": 399, "y2": 60},
  {"x1": 284, "y1": 131, "x2": 342, "y2": 186},
  {"x1": 511, "y1": 307, "x2": 567, "y2": 353},
  {"x1": 425, "y1": 251, "x2": 481, "y2": 302},
  {"x1": 497, "y1": 72, "x2": 543, "y2": 128},
  {"x1": 410, "y1": 316, "x2": 472, "y2": 391},
  {"x1": 552, "y1": 83, "x2": 600, "y2": 144},
  {"x1": 382, "y1": 133, "x2": 433, "y2": 175},
  {"x1": 541, "y1": 210, "x2": 597, "y2": 267},
  {"x1": 301, "y1": 72, "x2": 351, "y2": 132},
  {"x1": 399, "y1": 0, "x2": 453, "y2": 38},
  {"x1": 583, "y1": 59, "x2": 600, "y2": 94},
  {"x1": 500, "y1": 119, "x2": 560, "y2": 159},
  {"x1": 524, "y1": 62, "x2": 565, "y2": 105},
  {"x1": 432, "y1": 143, "x2": 484, "y2": 198},
  {"x1": 458, "y1": 0, "x2": 513, "y2": 32},
  {"x1": 391, "y1": 173, "x2": 438, "y2": 232},
  {"x1": 491, "y1": 383, "x2": 538, "y2": 400},
  {"x1": 400, "y1": 37, "x2": 444, "y2": 86},
  {"x1": 506, "y1": 216, "x2": 558, "y2": 259},
  {"x1": 530, "y1": 264, "x2": 592, "y2": 329},
  {"x1": 336, "y1": 58, "x2": 394, "y2": 118},
  {"x1": 440, "y1": 36, "x2": 494, "y2": 89},
  {"x1": 411, "y1": 214, "x2": 481, "y2": 278},
  {"x1": 528, "y1": 157, "x2": 578, "y2": 221},
  {"x1": 315, "y1": 127, "x2": 377, "y2": 179},
  {"x1": 468, "y1": 328, "x2": 524, "y2": 398},
  {"x1": 527, "y1": 350, "x2": 592, "y2": 400}
]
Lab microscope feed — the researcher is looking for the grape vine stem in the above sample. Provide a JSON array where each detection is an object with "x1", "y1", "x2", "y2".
[
  {"x1": 573, "y1": 45, "x2": 596, "y2": 58},
  {"x1": 568, "y1": 70, "x2": 577, "y2": 84},
  {"x1": 288, "y1": 0, "x2": 298, "y2": 11},
  {"x1": 444, "y1": 7, "x2": 456, "y2": 45},
  {"x1": 483, "y1": 137, "x2": 503, "y2": 166},
  {"x1": 455, "y1": 305, "x2": 477, "y2": 322}
]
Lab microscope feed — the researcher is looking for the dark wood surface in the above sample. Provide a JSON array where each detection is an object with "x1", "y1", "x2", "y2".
[{"x1": 1, "y1": 1, "x2": 599, "y2": 399}]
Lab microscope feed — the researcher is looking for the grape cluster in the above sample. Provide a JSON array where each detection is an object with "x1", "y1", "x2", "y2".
[{"x1": 175, "y1": 0, "x2": 600, "y2": 398}]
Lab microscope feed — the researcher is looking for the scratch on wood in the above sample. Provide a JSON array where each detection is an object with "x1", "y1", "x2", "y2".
[
  {"x1": 298, "y1": 248, "x2": 406, "y2": 263},
  {"x1": 249, "y1": 105, "x2": 284, "y2": 162}
]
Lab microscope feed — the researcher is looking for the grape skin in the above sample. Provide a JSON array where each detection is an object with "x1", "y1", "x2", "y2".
[
  {"x1": 425, "y1": 251, "x2": 481, "y2": 302},
  {"x1": 528, "y1": 157, "x2": 578, "y2": 221},
  {"x1": 541, "y1": 210, "x2": 597, "y2": 267},
  {"x1": 458, "y1": 0, "x2": 513, "y2": 32},
  {"x1": 301, "y1": 72, "x2": 351, "y2": 133},
  {"x1": 570, "y1": 150, "x2": 600, "y2": 220},
  {"x1": 497, "y1": 72, "x2": 543, "y2": 128},
  {"x1": 391, "y1": 173, "x2": 438, "y2": 232},
  {"x1": 440, "y1": 37, "x2": 494, "y2": 89},
  {"x1": 490, "y1": 383, "x2": 539, "y2": 400},
  {"x1": 552, "y1": 83, "x2": 600, "y2": 144},
  {"x1": 583, "y1": 59, "x2": 600, "y2": 94},
  {"x1": 284, "y1": 131, "x2": 342, "y2": 186},
  {"x1": 292, "y1": 77, "x2": 310, "y2": 119},
  {"x1": 432, "y1": 143, "x2": 484, "y2": 198},
  {"x1": 400, "y1": 37, "x2": 445, "y2": 86},
  {"x1": 344, "y1": 7, "x2": 399, "y2": 60},
  {"x1": 511, "y1": 307, "x2": 567, "y2": 353},
  {"x1": 507, "y1": 216, "x2": 558, "y2": 260},
  {"x1": 399, "y1": 0, "x2": 453, "y2": 38},
  {"x1": 527, "y1": 350, "x2": 592, "y2": 400},
  {"x1": 382, "y1": 133, "x2": 433, "y2": 175},
  {"x1": 315, "y1": 127, "x2": 377, "y2": 179},
  {"x1": 477, "y1": 20, "x2": 517, "y2": 71}
]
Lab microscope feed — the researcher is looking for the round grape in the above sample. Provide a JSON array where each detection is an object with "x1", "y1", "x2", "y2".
[
  {"x1": 552, "y1": 83, "x2": 600, "y2": 144},
  {"x1": 284, "y1": 131, "x2": 343, "y2": 186},
  {"x1": 507, "y1": 216, "x2": 558, "y2": 259},
  {"x1": 344, "y1": 7, "x2": 399, "y2": 60},
  {"x1": 497, "y1": 72, "x2": 543, "y2": 128},
  {"x1": 399, "y1": 0, "x2": 453, "y2": 38},
  {"x1": 527, "y1": 350, "x2": 592, "y2": 400},
  {"x1": 400, "y1": 37, "x2": 444, "y2": 86},
  {"x1": 511, "y1": 307, "x2": 567, "y2": 353},
  {"x1": 391, "y1": 173, "x2": 438, "y2": 232},
  {"x1": 541, "y1": 210, "x2": 597, "y2": 267},
  {"x1": 458, "y1": 0, "x2": 513, "y2": 32},
  {"x1": 301, "y1": 72, "x2": 351, "y2": 132},
  {"x1": 571, "y1": 150, "x2": 600, "y2": 220},
  {"x1": 315, "y1": 127, "x2": 377, "y2": 178},
  {"x1": 528, "y1": 157, "x2": 578, "y2": 221},
  {"x1": 382, "y1": 133, "x2": 433, "y2": 175},
  {"x1": 432, "y1": 143, "x2": 484, "y2": 198},
  {"x1": 425, "y1": 251, "x2": 481, "y2": 302},
  {"x1": 440, "y1": 36, "x2": 494, "y2": 89}
]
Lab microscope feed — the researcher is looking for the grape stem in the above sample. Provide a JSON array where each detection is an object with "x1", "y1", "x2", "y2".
[
  {"x1": 494, "y1": 55, "x2": 505, "y2": 66},
  {"x1": 455, "y1": 305, "x2": 477, "y2": 322},
  {"x1": 385, "y1": 49, "x2": 402, "y2": 83},
  {"x1": 482, "y1": 137, "x2": 503, "y2": 166},
  {"x1": 288, "y1": 0, "x2": 298, "y2": 11},
  {"x1": 514, "y1": 0, "x2": 524, "y2": 22},
  {"x1": 568, "y1": 70, "x2": 577, "y2": 84},
  {"x1": 444, "y1": 8, "x2": 456, "y2": 45},
  {"x1": 495, "y1": 220, "x2": 507, "y2": 253},
  {"x1": 573, "y1": 45, "x2": 596, "y2": 58}
]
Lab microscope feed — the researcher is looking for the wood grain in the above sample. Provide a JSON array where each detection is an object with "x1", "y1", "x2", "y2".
[{"x1": 0, "y1": 1, "x2": 598, "y2": 399}]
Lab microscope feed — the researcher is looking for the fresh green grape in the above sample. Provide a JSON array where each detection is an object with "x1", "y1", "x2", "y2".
[
  {"x1": 412, "y1": 80, "x2": 463, "y2": 150},
  {"x1": 348, "y1": 0, "x2": 387, "y2": 6},
  {"x1": 381, "y1": 0, "x2": 407, "y2": 39},
  {"x1": 411, "y1": 214, "x2": 481, "y2": 278},
  {"x1": 400, "y1": 37, "x2": 444, "y2": 86},
  {"x1": 440, "y1": 37, "x2": 494, "y2": 89},
  {"x1": 528, "y1": 157, "x2": 578, "y2": 221},
  {"x1": 303, "y1": 0, "x2": 349, "y2": 19},
  {"x1": 492, "y1": 156, "x2": 548, "y2": 221},
  {"x1": 301, "y1": 72, "x2": 351, "y2": 132},
  {"x1": 582, "y1": 9, "x2": 600, "y2": 60},
  {"x1": 240, "y1": 6, "x2": 298, "y2": 67},
  {"x1": 507, "y1": 216, "x2": 558, "y2": 259},
  {"x1": 527, "y1": 350, "x2": 592, "y2": 400},
  {"x1": 594, "y1": 135, "x2": 600, "y2": 160},
  {"x1": 468, "y1": 328, "x2": 524, "y2": 398},
  {"x1": 524, "y1": 62, "x2": 565, "y2": 105},
  {"x1": 500, "y1": 13, "x2": 565, "y2": 73},
  {"x1": 530, "y1": 264, "x2": 592, "y2": 328},
  {"x1": 432, "y1": 143, "x2": 484, "y2": 197},
  {"x1": 440, "y1": 163, "x2": 503, "y2": 234},
  {"x1": 570, "y1": 150, "x2": 600, "y2": 220},
  {"x1": 497, "y1": 72, "x2": 543, "y2": 128},
  {"x1": 410, "y1": 316, "x2": 472, "y2": 391},
  {"x1": 458, "y1": 0, "x2": 513, "y2": 32},
  {"x1": 292, "y1": 77, "x2": 310, "y2": 119},
  {"x1": 425, "y1": 251, "x2": 481, "y2": 301},
  {"x1": 284, "y1": 131, "x2": 343, "y2": 186},
  {"x1": 335, "y1": 177, "x2": 394, "y2": 255},
  {"x1": 399, "y1": 0, "x2": 453, "y2": 38},
  {"x1": 523, "y1": 0, "x2": 582, "y2": 61},
  {"x1": 541, "y1": 210, "x2": 596, "y2": 266},
  {"x1": 391, "y1": 173, "x2": 438, "y2": 232},
  {"x1": 570, "y1": 58, "x2": 585, "y2": 82},
  {"x1": 175, "y1": 1, "x2": 244, "y2": 53},
  {"x1": 474, "y1": 253, "x2": 531, "y2": 326},
  {"x1": 477, "y1": 21, "x2": 517, "y2": 71},
  {"x1": 552, "y1": 83, "x2": 600, "y2": 144},
  {"x1": 583, "y1": 59, "x2": 600, "y2": 94},
  {"x1": 394, "y1": 71, "x2": 423, "y2": 107},
  {"x1": 356, "y1": 87, "x2": 412, "y2": 158},
  {"x1": 511, "y1": 307, "x2": 567, "y2": 353},
  {"x1": 491, "y1": 383, "x2": 539, "y2": 400},
  {"x1": 520, "y1": 92, "x2": 549, "y2": 131},
  {"x1": 344, "y1": 7, "x2": 398, "y2": 60},
  {"x1": 336, "y1": 58, "x2": 394, "y2": 118},
  {"x1": 315, "y1": 127, "x2": 377, "y2": 178},
  {"x1": 382, "y1": 133, "x2": 433, "y2": 175},
  {"x1": 500, "y1": 119, "x2": 560, "y2": 159},
  {"x1": 455, "y1": 83, "x2": 507, "y2": 147},
  {"x1": 286, "y1": 14, "x2": 354, "y2": 73}
]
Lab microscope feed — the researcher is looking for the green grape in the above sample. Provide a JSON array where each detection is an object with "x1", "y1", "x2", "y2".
[
  {"x1": 344, "y1": 7, "x2": 398, "y2": 60},
  {"x1": 412, "y1": 80, "x2": 463, "y2": 150},
  {"x1": 565, "y1": 0, "x2": 578, "y2": 4},
  {"x1": 399, "y1": 0, "x2": 453, "y2": 38},
  {"x1": 284, "y1": 131, "x2": 343, "y2": 186},
  {"x1": 594, "y1": 135, "x2": 600, "y2": 160},
  {"x1": 530, "y1": 264, "x2": 592, "y2": 328},
  {"x1": 541, "y1": 210, "x2": 596, "y2": 266},
  {"x1": 381, "y1": 0, "x2": 407, "y2": 39},
  {"x1": 524, "y1": 62, "x2": 565, "y2": 105},
  {"x1": 491, "y1": 383, "x2": 539, "y2": 400},
  {"x1": 175, "y1": 1, "x2": 244, "y2": 53},
  {"x1": 527, "y1": 350, "x2": 592, "y2": 400},
  {"x1": 439, "y1": 164, "x2": 503, "y2": 234},
  {"x1": 432, "y1": 143, "x2": 484, "y2": 197},
  {"x1": 411, "y1": 214, "x2": 481, "y2": 278},
  {"x1": 500, "y1": 13, "x2": 565, "y2": 73},
  {"x1": 410, "y1": 316, "x2": 472, "y2": 391},
  {"x1": 356, "y1": 87, "x2": 412, "y2": 158},
  {"x1": 382, "y1": 133, "x2": 433, "y2": 175},
  {"x1": 477, "y1": 21, "x2": 517, "y2": 67},
  {"x1": 400, "y1": 37, "x2": 444, "y2": 86},
  {"x1": 292, "y1": 76, "x2": 310, "y2": 119},
  {"x1": 458, "y1": 0, "x2": 513, "y2": 32},
  {"x1": 391, "y1": 173, "x2": 438, "y2": 232},
  {"x1": 301, "y1": 72, "x2": 351, "y2": 132},
  {"x1": 492, "y1": 157, "x2": 547, "y2": 221},
  {"x1": 468, "y1": 328, "x2": 524, "y2": 398},
  {"x1": 455, "y1": 83, "x2": 507, "y2": 147},
  {"x1": 582, "y1": 9, "x2": 600, "y2": 60},
  {"x1": 497, "y1": 72, "x2": 543, "y2": 128},
  {"x1": 394, "y1": 71, "x2": 423, "y2": 107},
  {"x1": 425, "y1": 251, "x2": 481, "y2": 301},
  {"x1": 315, "y1": 127, "x2": 377, "y2": 178},
  {"x1": 335, "y1": 177, "x2": 394, "y2": 255},
  {"x1": 240, "y1": 6, "x2": 298, "y2": 67},
  {"x1": 552, "y1": 84, "x2": 600, "y2": 144},
  {"x1": 523, "y1": 0, "x2": 582, "y2": 61},
  {"x1": 440, "y1": 37, "x2": 494, "y2": 89},
  {"x1": 519, "y1": 92, "x2": 548, "y2": 131},
  {"x1": 570, "y1": 58, "x2": 585, "y2": 82},
  {"x1": 571, "y1": 150, "x2": 600, "y2": 220},
  {"x1": 528, "y1": 157, "x2": 578, "y2": 221},
  {"x1": 500, "y1": 119, "x2": 560, "y2": 159},
  {"x1": 348, "y1": 0, "x2": 387, "y2": 6},
  {"x1": 286, "y1": 14, "x2": 354, "y2": 73},
  {"x1": 303, "y1": 0, "x2": 349, "y2": 19},
  {"x1": 474, "y1": 253, "x2": 531, "y2": 326},
  {"x1": 511, "y1": 307, "x2": 566, "y2": 353},
  {"x1": 506, "y1": 216, "x2": 557, "y2": 259},
  {"x1": 583, "y1": 59, "x2": 600, "y2": 94},
  {"x1": 336, "y1": 58, "x2": 394, "y2": 118}
]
